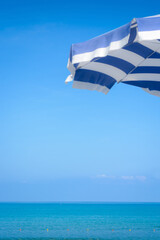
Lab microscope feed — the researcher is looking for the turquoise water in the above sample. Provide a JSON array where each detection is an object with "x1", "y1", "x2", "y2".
[{"x1": 0, "y1": 203, "x2": 160, "y2": 240}]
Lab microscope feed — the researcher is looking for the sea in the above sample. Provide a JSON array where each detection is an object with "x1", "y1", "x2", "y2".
[{"x1": 0, "y1": 203, "x2": 160, "y2": 240}]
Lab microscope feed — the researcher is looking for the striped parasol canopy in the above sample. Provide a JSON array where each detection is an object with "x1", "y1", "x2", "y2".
[{"x1": 66, "y1": 15, "x2": 160, "y2": 97}]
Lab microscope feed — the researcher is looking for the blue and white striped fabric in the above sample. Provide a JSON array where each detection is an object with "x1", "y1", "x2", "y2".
[{"x1": 66, "y1": 15, "x2": 160, "y2": 96}]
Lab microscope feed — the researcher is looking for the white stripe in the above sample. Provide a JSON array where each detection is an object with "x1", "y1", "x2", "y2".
[
  {"x1": 65, "y1": 74, "x2": 73, "y2": 83},
  {"x1": 142, "y1": 88, "x2": 160, "y2": 97},
  {"x1": 72, "y1": 35, "x2": 129, "y2": 64},
  {"x1": 131, "y1": 23, "x2": 137, "y2": 28},
  {"x1": 140, "y1": 58, "x2": 160, "y2": 66},
  {"x1": 78, "y1": 61, "x2": 90, "y2": 69},
  {"x1": 81, "y1": 62, "x2": 126, "y2": 82},
  {"x1": 144, "y1": 14, "x2": 160, "y2": 18},
  {"x1": 138, "y1": 30, "x2": 160, "y2": 41},
  {"x1": 108, "y1": 49, "x2": 144, "y2": 65},
  {"x1": 156, "y1": 48, "x2": 160, "y2": 54},
  {"x1": 77, "y1": 42, "x2": 160, "y2": 73},
  {"x1": 124, "y1": 73, "x2": 160, "y2": 82},
  {"x1": 73, "y1": 81, "x2": 110, "y2": 94},
  {"x1": 140, "y1": 40, "x2": 160, "y2": 51},
  {"x1": 67, "y1": 58, "x2": 75, "y2": 76},
  {"x1": 110, "y1": 35, "x2": 129, "y2": 51},
  {"x1": 72, "y1": 47, "x2": 109, "y2": 64},
  {"x1": 131, "y1": 18, "x2": 136, "y2": 24}
]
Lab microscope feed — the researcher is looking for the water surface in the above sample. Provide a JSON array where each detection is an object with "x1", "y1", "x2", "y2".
[{"x1": 0, "y1": 203, "x2": 160, "y2": 239}]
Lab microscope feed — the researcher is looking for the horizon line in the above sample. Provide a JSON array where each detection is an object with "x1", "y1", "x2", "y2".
[{"x1": 0, "y1": 201, "x2": 160, "y2": 204}]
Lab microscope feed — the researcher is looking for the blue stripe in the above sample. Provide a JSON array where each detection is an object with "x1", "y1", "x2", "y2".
[
  {"x1": 74, "y1": 69, "x2": 116, "y2": 89},
  {"x1": 123, "y1": 42, "x2": 153, "y2": 58},
  {"x1": 71, "y1": 22, "x2": 130, "y2": 56},
  {"x1": 137, "y1": 16, "x2": 160, "y2": 31},
  {"x1": 73, "y1": 63, "x2": 79, "y2": 69},
  {"x1": 123, "y1": 80, "x2": 160, "y2": 91},
  {"x1": 69, "y1": 45, "x2": 73, "y2": 62},
  {"x1": 95, "y1": 56, "x2": 135, "y2": 74},
  {"x1": 131, "y1": 66, "x2": 160, "y2": 74},
  {"x1": 149, "y1": 52, "x2": 160, "y2": 59},
  {"x1": 128, "y1": 26, "x2": 137, "y2": 44}
]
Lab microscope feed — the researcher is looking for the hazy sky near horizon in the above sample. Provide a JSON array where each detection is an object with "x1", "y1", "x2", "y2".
[{"x1": 0, "y1": 0, "x2": 160, "y2": 202}]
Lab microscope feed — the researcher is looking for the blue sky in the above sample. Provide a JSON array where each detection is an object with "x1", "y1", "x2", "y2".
[{"x1": 0, "y1": 0, "x2": 160, "y2": 202}]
